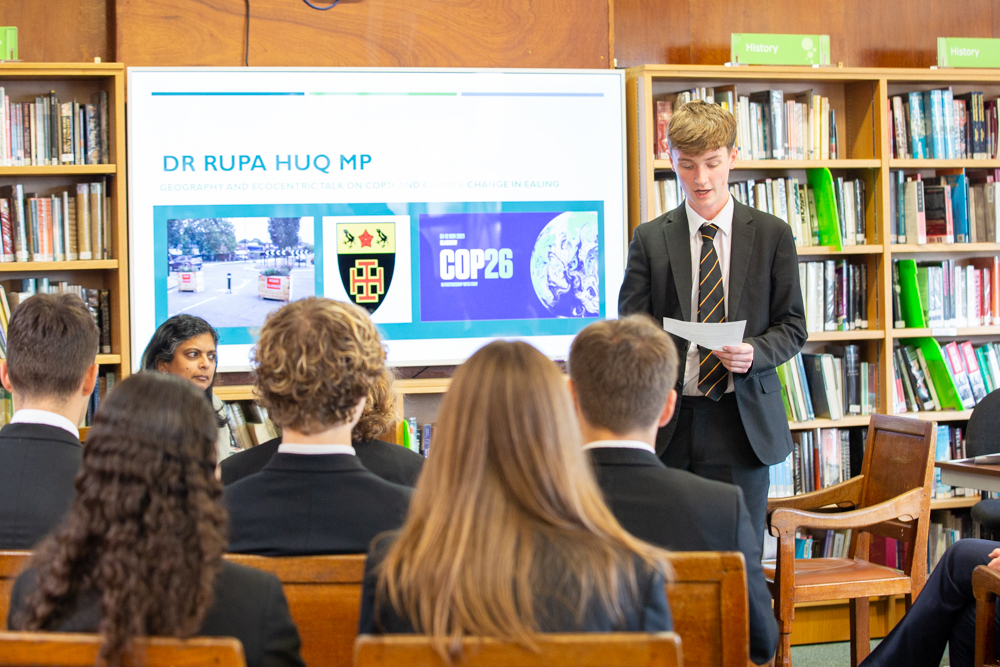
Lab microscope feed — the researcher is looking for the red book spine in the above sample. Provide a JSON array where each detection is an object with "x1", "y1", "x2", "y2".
[{"x1": 0, "y1": 198, "x2": 12, "y2": 262}]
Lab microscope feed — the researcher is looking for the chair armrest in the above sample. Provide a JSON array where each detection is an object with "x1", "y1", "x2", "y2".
[
  {"x1": 767, "y1": 476, "x2": 864, "y2": 512},
  {"x1": 973, "y1": 565, "x2": 1000, "y2": 667},
  {"x1": 768, "y1": 487, "x2": 924, "y2": 538}
]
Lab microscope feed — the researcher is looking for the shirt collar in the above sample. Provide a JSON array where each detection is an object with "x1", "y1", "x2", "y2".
[
  {"x1": 582, "y1": 439, "x2": 656, "y2": 455},
  {"x1": 276, "y1": 443, "x2": 356, "y2": 456},
  {"x1": 11, "y1": 409, "x2": 80, "y2": 438},
  {"x1": 686, "y1": 192, "x2": 735, "y2": 239}
]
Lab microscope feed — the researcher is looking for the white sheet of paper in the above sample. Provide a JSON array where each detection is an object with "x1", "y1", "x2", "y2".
[{"x1": 661, "y1": 317, "x2": 747, "y2": 351}]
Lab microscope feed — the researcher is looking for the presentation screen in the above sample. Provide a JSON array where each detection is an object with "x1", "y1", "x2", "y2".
[{"x1": 127, "y1": 68, "x2": 627, "y2": 369}]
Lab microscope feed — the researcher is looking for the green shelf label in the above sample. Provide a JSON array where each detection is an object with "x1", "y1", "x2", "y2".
[
  {"x1": 938, "y1": 37, "x2": 1000, "y2": 68},
  {"x1": 730, "y1": 33, "x2": 830, "y2": 66}
]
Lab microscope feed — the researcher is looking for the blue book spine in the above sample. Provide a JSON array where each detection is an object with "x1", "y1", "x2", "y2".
[
  {"x1": 909, "y1": 92, "x2": 928, "y2": 159},
  {"x1": 945, "y1": 174, "x2": 970, "y2": 242}
]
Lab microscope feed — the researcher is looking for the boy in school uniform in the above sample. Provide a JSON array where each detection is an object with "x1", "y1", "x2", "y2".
[
  {"x1": 618, "y1": 100, "x2": 807, "y2": 545},
  {"x1": 0, "y1": 293, "x2": 100, "y2": 549},
  {"x1": 568, "y1": 315, "x2": 778, "y2": 665}
]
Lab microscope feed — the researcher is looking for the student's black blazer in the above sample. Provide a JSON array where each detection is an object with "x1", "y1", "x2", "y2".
[
  {"x1": 357, "y1": 533, "x2": 672, "y2": 634},
  {"x1": 0, "y1": 423, "x2": 82, "y2": 550},
  {"x1": 224, "y1": 453, "x2": 412, "y2": 556},
  {"x1": 7, "y1": 561, "x2": 304, "y2": 667},
  {"x1": 618, "y1": 200, "x2": 807, "y2": 465},
  {"x1": 588, "y1": 446, "x2": 778, "y2": 665},
  {"x1": 220, "y1": 437, "x2": 424, "y2": 487}
]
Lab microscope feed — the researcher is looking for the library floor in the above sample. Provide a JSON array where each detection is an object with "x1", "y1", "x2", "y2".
[{"x1": 789, "y1": 640, "x2": 948, "y2": 666}]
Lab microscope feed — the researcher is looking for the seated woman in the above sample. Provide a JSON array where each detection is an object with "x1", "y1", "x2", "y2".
[
  {"x1": 141, "y1": 314, "x2": 231, "y2": 461},
  {"x1": 221, "y1": 365, "x2": 425, "y2": 487},
  {"x1": 6, "y1": 372, "x2": 304, "y2": 667},
  {"x1": 358, "y1": 340, "x2": 672, "y2": 655}
]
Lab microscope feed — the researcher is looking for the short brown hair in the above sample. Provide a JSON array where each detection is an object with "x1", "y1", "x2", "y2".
[
  {"x1": 253, "y1": 297, "x2": 386, "y2": 433},
  {"x1": 667, "y1": 99, "x2": 737, "y2": 155},
  {"x1": 7, "y1": 293, "x2": 99, "y2": 400},
  {"x1": 568, "y1": 315, "x2": 678, "y2": 435}
]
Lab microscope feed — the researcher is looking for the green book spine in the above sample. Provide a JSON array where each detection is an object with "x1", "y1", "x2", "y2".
[
  {"x1": 777, "y1": 361, "x2": 795, "y2": 421},
  {"x1": 976, "y1": 346, "x2": 994, "y2": 393},
  {"x1": 902, "y1": 337, "x2": 964, "y2": 410},
  {"x1": 806, "y1": 167, "x2": 842, "y2": 251},
  {"x1": 897, "y1": 259, "x2": 928, "y2": 328}
]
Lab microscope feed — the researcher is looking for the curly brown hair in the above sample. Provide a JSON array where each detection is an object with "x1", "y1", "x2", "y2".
[
  {"x1": 12, "y1": 372, "x2": 227, "y2": 667},
  {"x1": 254, "y1": 297, "x2": 386, "y2": 434},
  {"x1": 353, "y1": 365, "x2": 399, "y2": 442}
]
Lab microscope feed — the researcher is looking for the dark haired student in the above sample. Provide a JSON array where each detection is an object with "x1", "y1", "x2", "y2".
[
  {"x1": 141, "y1": 314, "x2": 232, "y2": 461},
  {"x1": 0, "y1": 293, "x2": 99, "y2": 549},
  {"x1": 7, "y1": 372, "x2": 304, "y2": 667},
  {"x1": 221, "y1": 365, "x2": 424, "y2": 487}
]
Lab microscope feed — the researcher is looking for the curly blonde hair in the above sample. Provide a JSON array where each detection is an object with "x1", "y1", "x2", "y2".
[
  {"x1": 253, "y1": 297, "x2": 386, "y2": 433},
  {"x1": 354, "y1": 366, "x2": 400, "y2": 442}
]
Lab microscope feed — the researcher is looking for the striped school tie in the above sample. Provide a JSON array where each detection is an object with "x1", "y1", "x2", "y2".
[{"x1": 697, "y1": 223, "x2": 727, "y2": 401}]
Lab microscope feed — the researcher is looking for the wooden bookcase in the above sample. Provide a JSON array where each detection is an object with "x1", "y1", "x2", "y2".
[{"x1": 0, "y1": 63, "x2": 130, "y2": 376}]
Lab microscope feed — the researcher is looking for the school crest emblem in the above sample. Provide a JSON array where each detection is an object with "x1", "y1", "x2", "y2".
[{"x1": 337, "y1": 222, "x2": 395, "y2": 314}]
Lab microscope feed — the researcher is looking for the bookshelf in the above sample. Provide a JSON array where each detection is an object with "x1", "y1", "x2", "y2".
[{"x1": 0, "y1": 63, "x2": 130, "y2": 384}]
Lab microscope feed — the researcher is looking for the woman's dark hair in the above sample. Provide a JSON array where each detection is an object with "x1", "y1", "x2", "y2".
[
  {"x1": 12, "y1": 372, "x2": 227, "y2": 667},
  {"x1": 142, "y1": 315, "x2": 224, "y2": 424}
]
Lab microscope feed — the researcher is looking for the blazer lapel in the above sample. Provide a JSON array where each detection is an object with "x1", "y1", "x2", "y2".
[
  {"x1": 662, "y1": 205, "x2": 693, "y2": 323},
  {"x1": 727, "y1": 202, "x2": 756, "y2": 320}
]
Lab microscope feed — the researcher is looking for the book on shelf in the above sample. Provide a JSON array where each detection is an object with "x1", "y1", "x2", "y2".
[
  {"x1": 777, "y1": 347, "x2": 875, "y2": 423},
  {"x1": 799, "y1": 259, "x2": 868, "y2": 333},
  {"x1": 0, "y1": 87, "x2": 110, "y2": 167},
  {"x1": 892, "y1": 168, "x2": 1000, "y2": 245},
  {"x1": 769, "y1": 425, "x2": 865, "y2": 499},
  {"x1": 654, "y1": 100, "x2": 672, "y2": 160},
  {"x1": 892, "y1": 337, "x2": 1000, "y2": 414},
  {"x1": 927, "y1": 508, "x2": 974, "y2": 573},
  {"x1": 2, "y1": 279, "x2": 112, "y2": 354},
  {"x1": 894, "y1": 258, "x2": 998, "y2": 328},
  {"x1": 889, "y1": 89, "x2": 1000, "y2": 160},
  {"x1": 0, "y1": 181, "x2": 109, "y2": 262},
  {"x1": 81, "y1": 369, "x2": 116, "y2": 428}
]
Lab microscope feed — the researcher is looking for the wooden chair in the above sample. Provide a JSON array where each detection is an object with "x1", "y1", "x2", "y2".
[
  {"x1": 224, "y1": 553, "x2": 366, "y2": 667},
  {"x1": 354, "y1": 632, "x2": 682, "y2": 667},
  {"x1": 0, "y1": 552, "x2": 31, "y2": 629},
  {"x1": 0, "y1": 632, "x2": 244, "y2": 667},
  {"x1": 764, "y1": 414, "x2": 936, "y2": 667},
  {"x1": 973, "y1": 564, "x2": 1000, "y2": 667},
  {"x1": 665, "y1": 551, "x2": 747, "y2": 667}
]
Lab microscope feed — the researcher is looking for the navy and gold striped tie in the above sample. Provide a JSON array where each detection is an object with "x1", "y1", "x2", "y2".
[{"x1": 697, "y1": 223, "x2": 727, "y2": 401}]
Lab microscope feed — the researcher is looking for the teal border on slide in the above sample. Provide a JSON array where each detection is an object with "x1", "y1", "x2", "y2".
[{"x1": 152, "y1": 200, "x2": 605, "y2": 346}]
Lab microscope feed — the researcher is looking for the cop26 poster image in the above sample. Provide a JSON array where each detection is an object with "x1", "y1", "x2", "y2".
[{"x1": 127, "y1": 68, "x2": 627, "y2": 368}]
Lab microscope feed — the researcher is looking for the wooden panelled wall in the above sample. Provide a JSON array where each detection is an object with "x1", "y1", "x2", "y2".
[{"x1": 6, "y1": 0, "x2": 1000, "y2": 69}]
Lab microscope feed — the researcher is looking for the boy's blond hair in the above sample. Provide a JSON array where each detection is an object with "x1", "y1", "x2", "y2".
[{"x1": 667, "y1": 99, "x2": 738, "y2": 156}]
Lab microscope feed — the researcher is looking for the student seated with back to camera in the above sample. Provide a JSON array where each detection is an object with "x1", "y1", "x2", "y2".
[
  {"x1": 224, "y1": 297, "x2": 412, "y2": 556},
  {"x1": 358, "y1": 340, "x2": 671, "y2": 654},
  {"x1": 0, "y1": 293, "x2": 100, "y2": 550},
  {"x1": 567, "y1": 315, "x2": 778, "y2": 665},
  {"x1": 221, "y1": 365, "x2": 424, "y2": 487}
]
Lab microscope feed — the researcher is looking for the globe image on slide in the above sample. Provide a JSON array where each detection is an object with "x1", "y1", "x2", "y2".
[{"x1": 529, "y1": 212, "x2": 600, "y2": 317}]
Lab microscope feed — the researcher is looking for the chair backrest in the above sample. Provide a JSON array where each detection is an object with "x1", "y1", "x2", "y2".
[
  {"x1": 852, "y1": 414, "x2": 936, "y2": 588},
  {"x1": 665, "y1": 551, "x2": 747, "y2": 667},
  {"x1": 354, "y1": 633, "x2": 682, "y2": 667},
  {"x1": 223, "y1": 553, "x2": 366, "y2": 667},
  {"x1": 0, "y1": 552, "x2": 32, "y2": 629},
  {"x1": 0, "y1": 632, "x2": 245, "y2": 667},
  {"x1": 967, "y1": 389, "x2": 1000, "y2": 458}
]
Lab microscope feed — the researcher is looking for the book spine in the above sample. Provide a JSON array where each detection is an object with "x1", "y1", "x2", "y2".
[
  {"x1": 76, "y1": 184, "x2": 92, "y2": 260},
  {"x1": 0, "y1": 198, "x2": 10, "y2": 262},
  {"x1": 59, "y1": 102, "x2": 74, "y2": 163},
  {"x1": 89, "y1": 182, "x2": 103, "y2": 260},
  {"x1": 50, "y1": 195, "x2": 64, "y2": 262},
  {"x1": 99, "y1": 289, "x2": 112, "y2": 354}
]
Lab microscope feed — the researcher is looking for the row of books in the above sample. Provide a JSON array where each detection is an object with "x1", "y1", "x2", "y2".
[
  {"x1": 889, "y1": 169, "x2": 1000, "y2": 244},
  {"x1": 778, "y1": 348, "x2": 877, "y2": 423},
  {"x1": 932, "y1": 424, "x2": 974, "y2": 500},
  {"x1": 799, "y1": 260, "x2": 869, "y2": 333},
  {"x1": 654, "y1": 88, "x2": 840, "y2": 161},
  {"x1": 0, "y1": 88, "x2": 109, "y2": 167},
  {"x1": 651, "y1": 177, "x2": 684, "y2": 218},
  {"x1": 221, "y1": 400, "x2": 280, "y2": 457},
  {"x1": 400, "y1": 417, "x2": 432, "y2": 457},
  {"x1": 83, "y1": 370, "x2": 117, "y2": 427},
  {"x1": 892, "y1": 258, "x2": 1000, "y2": 329},
  {"x1": 889, "y1": 90, "x2": 998, "y2": 161},
  {"x1": 5, "y1": 279, "x2": 114, "y2": 355},
  {"x1": 892, "y1": 339, "x2": 997, "y2": 414},
  {"x1": 0, "y1": 182, "x2": 112, "y2": 262},
  {"x1": 928, "y1": 513, "x2": 973, "y2": 573},
  {"x1": 791, "y1": 528, "x2": 854, "y2": 559},
  {"x1": 769, "y1": 426, "x2": 864, "y2": 498}
]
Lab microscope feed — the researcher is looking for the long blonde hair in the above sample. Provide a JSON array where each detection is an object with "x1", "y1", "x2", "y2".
[{"x1": 376, "y1": 341, "x2": 670, "y2": 656}]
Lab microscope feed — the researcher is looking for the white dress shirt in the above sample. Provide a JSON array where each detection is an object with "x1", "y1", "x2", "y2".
[
  {"x1": 11, "y1": 408, "x2": 80, "y2": 438},
  {"x1": 276, "y1": 443, "x2": 356, "y2": 455},
  {"x1": 582, "y1": 439, "x2": 656, "y2": 455},
  {"x1": 683, "y1": 194, "x2": 736, "y2": 396}
]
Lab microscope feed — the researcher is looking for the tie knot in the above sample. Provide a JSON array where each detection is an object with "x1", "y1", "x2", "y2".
[{"x1": 701, "y1": 223, "x2": 719, "y2": 240}]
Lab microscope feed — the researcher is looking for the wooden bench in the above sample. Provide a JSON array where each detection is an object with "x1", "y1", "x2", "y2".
[
  {"x1": 354, "y1": 632, "x2": 682, "y2": 667},
  {"x1": 0, "y1": 631, "x2": 245, "y2": 667},
  {"x1": 666, "y1": 551, "x2": 749, "y2": 667},
  {"x1": 224, "y1": 553, "x2": 366, "y2": 667},
  {"x1": 0, "y1": 552, "x2": 30, "y2": 630}
]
